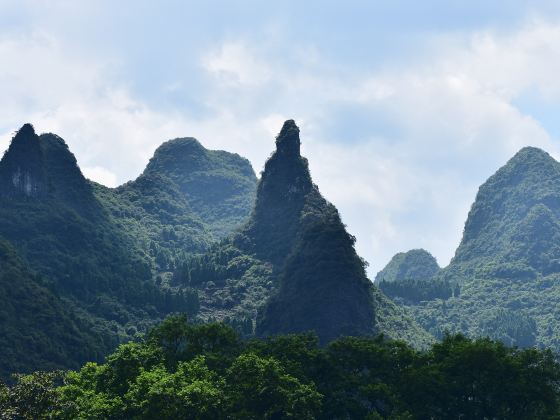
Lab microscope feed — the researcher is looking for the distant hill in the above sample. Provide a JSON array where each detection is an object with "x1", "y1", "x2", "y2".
[
  {"x1": 96, "y1": 136, "x2": 257, "y2": 272},
  {"x1": 375, "y1": 249, "x2": 440, "y2": 283},
  {"x1": 376, "y1": 249, "x2": 454, "y2": 304},
  {"x1": 379, "y1": 147, "x2": 560, "y2": 349},
  {"x1": 140, "y1": 137, "x2": 256, "y2": 238}
]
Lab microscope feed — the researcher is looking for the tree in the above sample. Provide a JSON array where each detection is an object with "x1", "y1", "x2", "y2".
[
  {"x1": 125, "y1": 356, "x2": 225, "y2": 419},
  {"x1": 226, "y1": 353, "x2": 322, "y2": 419},
  {"x1": 0, "y1": 371, "x2": 63, "y2": 419}
]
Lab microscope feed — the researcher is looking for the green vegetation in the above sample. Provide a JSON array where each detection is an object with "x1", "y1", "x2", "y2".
[
  {"x1": 95, "y1": 136, "x2": 257, "y2": 271},
  {"x1": 0, "y1": 126, "x2": 166, "y2": 374},
  {"x1": 2, "y1": 315, "x2": 560, "y2": 419},
  {"x1": 0, "y1": 238, "x2": 109, "y2": 379},
  {"x1": 140, "y1": 137, "x2": 257, "y2": 239},
  {"x1": 375, "y1": 249, "x2": 440, "y2": 284},
  {"x1": 0, "y1": 125, "x2": 256, "y2": 379},
  {"x1": 175, "y1": 120, "x2": 429, "y2": 345},
  {"x1": 378, "y1": 278, "x2": 456, "y2": 303},
  {"x1": 381, "y1": 147, "x2": 560, "y2": 349},
  {"x1": 376, "y1": 249, "x2": 455, "y2": 303}
]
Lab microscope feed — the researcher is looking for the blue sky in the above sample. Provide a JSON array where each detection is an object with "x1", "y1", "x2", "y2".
[{"x1": 2, "y1": 1, "x2": 560, "y2": 276}]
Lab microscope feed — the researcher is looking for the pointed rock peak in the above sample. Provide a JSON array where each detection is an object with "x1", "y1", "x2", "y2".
[
  {"x1": 275, "y1": 119, "x2": 300, "y2": 157},
  {"x1": 0, "y1": 123, "x2": 47, "y2": 198},
  {"x1": 9, "y1": 123, "x2": 39, "y2": 149},
  {"x1": 4, "y1": 123, "x2": 41, "y2": 156},
  {"x1": 16, "y1": 123, "x2": 36, "y2": 138}
]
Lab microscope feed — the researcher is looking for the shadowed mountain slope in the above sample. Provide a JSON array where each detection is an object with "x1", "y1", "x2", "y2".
[{"x1": 180, "y1": 120, "x2": 431, "y2": 345}]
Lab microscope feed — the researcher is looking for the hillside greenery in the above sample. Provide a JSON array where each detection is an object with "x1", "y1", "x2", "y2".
[
  {"x1": 2, "y1": 315, "x2": 560, "y2": 419},
  {"x1": 0, "y1": 238, "x2": 110, "y2": 379},
  {"x1": 174, "y1": 120, "x2": 431, "y2": 346},
  {"x1": 140, "y1": 137, "x2": 257, "y2": 239},
  {"x1": 379, "y1": 147, "x2": 560, "y2": 349},
  {"x1": 0, "y1": 125, "x2": 256, "y2": 379},
  {"x1": 375, "y1": 249, "x2": 440, "y2": 284}
]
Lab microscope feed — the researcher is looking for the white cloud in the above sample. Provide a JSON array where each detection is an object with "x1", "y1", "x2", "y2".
[
  {"x1": 194, "y1": 21, "x2": 560, "y2": 275},
  {"x1": 82, "y1": 166, "x2": 118, "y2": 187},
  {"x1": 201, "y1": 42, "x2": 272, "y2": 87}
]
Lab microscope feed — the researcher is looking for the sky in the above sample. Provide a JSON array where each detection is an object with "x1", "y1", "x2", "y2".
[{"x1": 2, "y1": 1, "x2": 560, "y2": 276}]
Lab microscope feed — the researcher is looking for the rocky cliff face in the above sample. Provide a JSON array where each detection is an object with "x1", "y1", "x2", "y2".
[
  {"x1": 0, "y1": 124, "x2": 96, "y2": 213},
  {"x1": 0, "y1": 124, "x2": 47, "y2": 198},
  {"x1": 254, "y1": 120, "x2": 376, "y2": 341},
  {"x1": 243, "y1": 120, "x2": 316, "y2": 266}
]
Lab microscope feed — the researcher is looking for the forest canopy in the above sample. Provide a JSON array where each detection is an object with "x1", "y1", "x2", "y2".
[{"x1": 1, "y1": 315, "x2": 559, "y2": 419}]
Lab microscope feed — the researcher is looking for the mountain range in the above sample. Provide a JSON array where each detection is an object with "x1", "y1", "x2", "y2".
[
  {"x1": 4, "y1": 119, "x2": 560, "y2": 379},
  {"x1": 0, "y1": 120, "x2": 429, "y2": 379}
]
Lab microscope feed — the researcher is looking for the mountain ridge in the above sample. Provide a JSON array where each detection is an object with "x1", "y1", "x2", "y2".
[
  {"x1": 379, "y1": 144, "x2": 560, "y2": 348},
  {"x1": 0, "y1": 123, "x2": 259, "y2": 378}
]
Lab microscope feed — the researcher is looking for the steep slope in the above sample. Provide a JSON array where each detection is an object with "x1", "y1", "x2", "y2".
[
  {"x1": 0, "y1": 237, "x2": 108, "y2": 380},
  {"x1": 386, "y1": 147, "x2": 560, "y2": 349},
  {"x1": 254, "y1": 121, "x2": 375, "y2": 341},
  {"x1": 0, "y1": 125, "x2": 198, "y2": 376},
  {"x1": 0, "y1": 125, "x2": 151, "y2": 300},
  {"x1": 242, "y1": 121, "x2": 316, "y2": 266},
  {"x1": 180, "y1": 120, "x2": 431, "y2": 345},
  {"x1": 451, "y1": 146, "x2": 560, "y2": 277}
]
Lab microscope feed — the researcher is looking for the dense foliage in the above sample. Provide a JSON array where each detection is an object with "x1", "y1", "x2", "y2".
[
  {"x1": 174, "y1": 120, "x2": 430, "y2": 345},
  {"x1": 95, "y1": 136, "x2": 257, "y2": 272},
  {"x1": 0, "y1": 125, "x2": 256, "y2": 379},
  {"x1": 375, "y1": 249, "x2": 440, "y2": 284},
  {"x1": 0, "y1": 238, "x2": 108, "y2": 379},
  {"x1": 380, "y1": 147, "x2": 560, "y2": 349},
  {"x1": 2, "y1": 315, "x2": 560, "y2": 419},
  {"x1": 140, "y1": 137, "x2": 257, "y2": 239},
  {"x1": 0, "y1": 127, "x2": 166, "y2": 376},
  {"x1": 378, "y1": 277, "x2": 456, "y2": 303}
]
